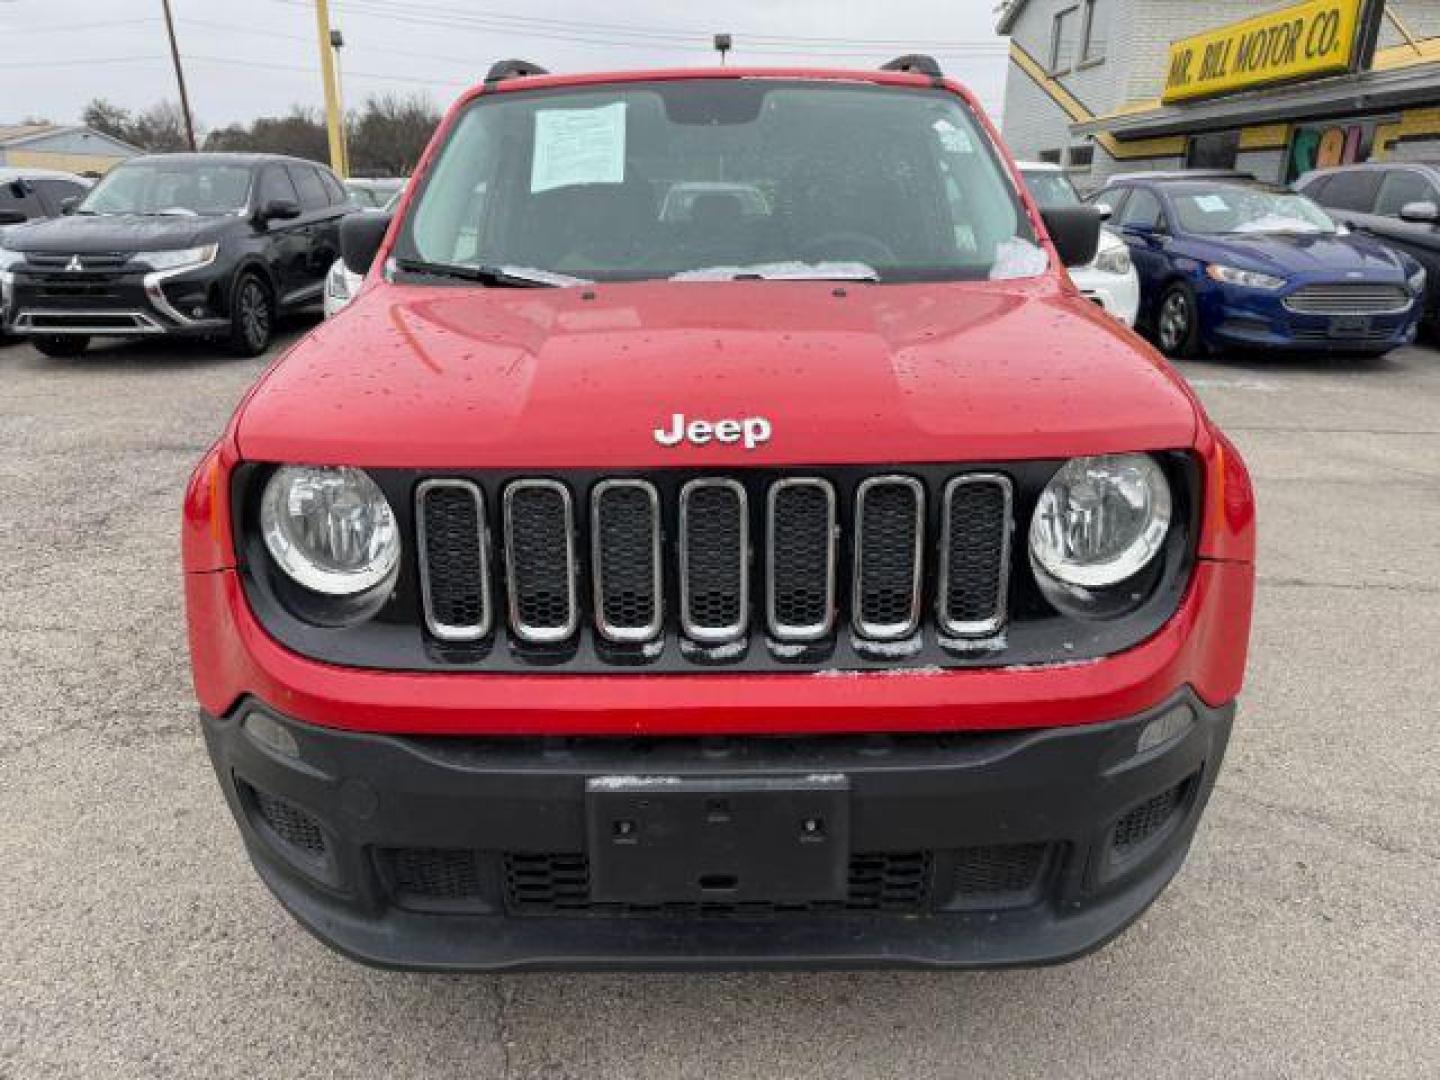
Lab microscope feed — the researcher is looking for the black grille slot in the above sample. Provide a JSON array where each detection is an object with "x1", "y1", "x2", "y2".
[
  {"x1": 503, "y1": 481, "x2": 577, "y2": 643},
  {"x1": 680, "y1": 480, "x2": 748, "y2": 642},
  {"x1": 390, "y1": 848, "x2": 484, "y2": 899},
  {"x1": 952, "y1": 844, "x2": 1049, "y2": 894},
  {"x1": 854, "y1": 477, "x2": 924, "y2": 640},
  {"x1": 591, "y1": 481, "x2": 662, "y2": 642},
  {"x1": 503, "y1": 851, "x2": 933, "y2": 916},
  {"x1": 417, "y1": 480, "x2": 490, "y2": 641},
  {"x1": 767, "y1": 479, "x2": 837, "y2": 641},
  {"x1": 939, "y1": 476, "x2": 1012, "y2": 637},
  {"x1": 246, "y1": 784, "x2": 325, "y2": 856},
  {"x1": 1112, "y1": 781, "x2": 1188, "y2": 857}
]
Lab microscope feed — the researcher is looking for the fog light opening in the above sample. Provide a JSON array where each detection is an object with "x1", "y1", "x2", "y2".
[
  {"x1": 1136, "y1": 705, "x2": 1194, "y2": 756},
  {"x1": 242, "y1": 711, "x2": 300, "y2": 759}
]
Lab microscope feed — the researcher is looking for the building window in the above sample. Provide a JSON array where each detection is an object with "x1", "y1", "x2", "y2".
[
  {"x1": 1039, "y1": 149, "x2": 1063, "y2": 164},
  {"x1": 1081, "y1": 0, "x2": 1110, "y2": 64},
  {"x1": 1186, "y1": 131, "x2": 1241, "y2": 171},
  {"x1": 1068, "y1": 145, "x2": 1095, "y2": 170},
  {"x1": 1050, "y1": 7, "x2": 1079, "y2": 73}
]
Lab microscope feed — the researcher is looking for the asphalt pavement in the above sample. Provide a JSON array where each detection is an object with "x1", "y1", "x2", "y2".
[{"x1": 1, "y1": 325, "x2": 1437, "y2": 1079}]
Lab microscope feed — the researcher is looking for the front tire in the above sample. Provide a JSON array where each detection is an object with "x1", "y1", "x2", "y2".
[
  {"x1": 227, "y1": 273, "x2": 275, "y2": 357},
  {"x1": 32, "y1": 335, "x2": 90, "y2": 358},
  {"x1": 1155, "y1": 283, "x2": 1203, "y2": 359}
]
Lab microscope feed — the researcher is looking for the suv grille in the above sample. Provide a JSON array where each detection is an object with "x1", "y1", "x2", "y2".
[
  {"x1": 1283, "y1": 284, "x2": 1412, "y2": 315},
  {"x1": 415, "y1": 470, "x2": 1013, "y2": 660}
]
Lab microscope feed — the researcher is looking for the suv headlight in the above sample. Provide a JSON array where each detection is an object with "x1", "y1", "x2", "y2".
[
  {"x1": 1029, "y1": 454, "x2": 1173, "y2": 596},
  {"x1": 1092, "y1": 245, "x2": 1131, "y2": 276},
  {"x1": 138, "y1": 244, "x2": 218, "y2": 272},
  {"x1": 1205, "y1": 264, "x2": 1285, "y2": 290},
  {"x1": 260, "y1": 466, "x2": 400, "y2": 597}
]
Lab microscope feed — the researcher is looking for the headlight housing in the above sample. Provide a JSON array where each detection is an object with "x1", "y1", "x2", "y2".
[
  {"x1": 138, "y1": 244, "x2": 218, "y2": 273},
  {"x1": 1029, "y1": 455, "x2": 1173, "y2": 607},
  {"x1": 1206, "y1": 264, "x2": 1285, "y2": 290},
  {"x1": 260, "y1": 466, "x2": 400, "y2": 597},
  {"x1": 1092, "y1": 245, "x2": 1132, "y2": 276}
]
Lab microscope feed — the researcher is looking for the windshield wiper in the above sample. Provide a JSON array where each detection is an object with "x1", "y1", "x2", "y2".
[
  {"x1": 672, "y1": 261, "x2": 881, "y2": 283},
  {"x1": 392, "y1": 257, "x2": 588, "y2": 288}
]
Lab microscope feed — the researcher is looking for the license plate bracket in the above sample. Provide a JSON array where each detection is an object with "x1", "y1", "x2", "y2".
[
  {"x1": 1328, "y1": 314, "x2": 1372, "y2": 339},
  {"x1": 585, "y1": 775, "x2": 850, "y2": 906}
]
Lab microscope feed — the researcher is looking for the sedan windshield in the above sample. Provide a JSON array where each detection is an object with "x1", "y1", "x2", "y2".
[
  {"x1": 80, "y1": 162, "x2": 252, "y2": 216},
  {"x1": 1170, "y1": 185, "x2": 1337, "y2": 236},
  {"x1": 395, "y1": 79, "x2": 1038, "y2": 284}
]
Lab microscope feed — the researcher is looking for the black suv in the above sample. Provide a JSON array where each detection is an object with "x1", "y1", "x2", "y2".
[
  {"x1": 0, "y1": 153, "x2": 351, "y2": 357},
  {"x1": 1296, "y1": 162, "x2": 1440, "y2": 336}
]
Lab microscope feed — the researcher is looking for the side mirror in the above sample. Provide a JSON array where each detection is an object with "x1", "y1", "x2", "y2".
[
  {"x1": 0, "y1": 209, "x2": 27, "y2": 226},
  {"x1": 1398, "y1": 200, "x2": 1440, "y2": 225},
  {"x1": 1041, "y1": 205, "x2": 1104, "y2": 268},
  {"x1": 341, "y1": 211, "x2": 393, "y2": 276},
  {"x1": 257, "y1": 198, "x2": 301, "y2": 225},
  {"x1": 60, "y1": 197, "x2": 80, "y2": 216}
]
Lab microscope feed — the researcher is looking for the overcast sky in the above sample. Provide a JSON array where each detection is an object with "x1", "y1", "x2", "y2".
[{"x1": 0, "y1": 0, "x2": 1009, "y2": 130}]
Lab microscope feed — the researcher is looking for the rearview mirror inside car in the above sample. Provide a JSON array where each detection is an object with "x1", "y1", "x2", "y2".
[
  {"x1": 1399, "y1": 200, "x2": 1440, "y2": 225},
  {"x1": 1040, "y1": 205, "x2": 1104, "y2": 268},
  {"x1": 60, "y1": 197, "x2": 79, "y2": 216},
  {"x1": 258, "y1": 198, "x2": 302, "y2": 224},
  {"x1": 341, "y1": 212, "x2": 393, "y2": 277}
]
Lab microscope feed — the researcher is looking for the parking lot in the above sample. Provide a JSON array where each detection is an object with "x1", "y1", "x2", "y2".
[{"x1": 1, "y1": 324, "x2": 1437, "y2": 1078}]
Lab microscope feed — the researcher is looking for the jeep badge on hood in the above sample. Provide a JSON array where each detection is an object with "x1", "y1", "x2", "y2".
[{"x1": 653, "y1": 413, "x2": 772, "y2": 450}]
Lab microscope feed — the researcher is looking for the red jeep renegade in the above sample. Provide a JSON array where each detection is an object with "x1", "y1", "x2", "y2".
[{"x1": 183, "y1": 57, "x2": 1256, "y2": 970}]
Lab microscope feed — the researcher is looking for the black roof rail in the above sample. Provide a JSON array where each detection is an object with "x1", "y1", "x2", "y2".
[
  {"x1": 880, "y1": 54, "x2": 943, "y2": 78},
  {"x1": 485, "y1": 59, "x2": 549, "y2": 84}
]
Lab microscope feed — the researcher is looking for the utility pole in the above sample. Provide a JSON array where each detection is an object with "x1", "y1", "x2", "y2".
[
  {"x1": 160, "y1": 0, "x2": 197, "y2": 151},
  {"x1": 314, "y1": 0, "x2": 350, "y2": 177}
]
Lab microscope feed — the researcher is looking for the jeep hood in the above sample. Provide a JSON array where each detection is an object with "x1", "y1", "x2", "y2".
[
  {"x1": 236, "y1": 279, "x2": 1200, "y2": 468},
  {"x1": 2, "y1": 212, "x2": 232, "y2": 254}
]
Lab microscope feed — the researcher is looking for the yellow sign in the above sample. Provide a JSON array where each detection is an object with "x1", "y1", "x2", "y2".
[{"x1": 1162, "y1": 0, "x2": 1366, "y2": 105}]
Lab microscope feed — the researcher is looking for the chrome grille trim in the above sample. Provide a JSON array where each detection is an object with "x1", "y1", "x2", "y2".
[
  {"x1": 415, "y1": 479, "x2": 492, "y2": 642},
  {"x1": 678, "y1": 478, "x2": 749, "y2": 644},
  {"x1": 502, "y1": 479, "x2": 579, "y2": 644},
  {"x1": 590, "y1": 479, "x2": 663, "y2": 644},
  {"x1": 1282, "y1": 284, "x2": 1413, "y2": 315},
  {"x1": 937, "y1": 474, "x2": 1012, "y2": 639},
  {"x1": 766, "y1": 478, "x2": 838, "y2": 642},
  {"x1": 852, "y1": 476, "x2": 925, "y2": 642}
]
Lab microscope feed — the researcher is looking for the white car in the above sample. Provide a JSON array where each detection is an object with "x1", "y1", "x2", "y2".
[
  {"x1": 1017, "y1": 162, "x2": 1140, "y2": 327},
  {"x1": 324, "y1": 190, "x2": 403, "y2": 318}
]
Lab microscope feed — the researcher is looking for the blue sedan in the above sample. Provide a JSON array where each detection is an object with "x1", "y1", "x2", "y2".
[{"x1": 1092, "y1": 178, "x2": 1426, "y2": 358}]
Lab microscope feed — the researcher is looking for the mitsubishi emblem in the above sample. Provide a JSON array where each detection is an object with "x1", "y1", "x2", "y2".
[{"x1": 65, "y1": 255, "x2": 83, "y2": 273}]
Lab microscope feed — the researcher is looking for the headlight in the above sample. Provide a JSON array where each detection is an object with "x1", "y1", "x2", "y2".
[
  {"x1": 326, "y1": 260, "x2": 351, "y2": 300},
  {"x1": 1205, "y1": 264, "x2": 1285, "y2": 290},
  {"x1": 260, "y1": 466, "x2": 400, "y2": 597},
  {"x1": 138, "y1": 244, "x2": 218, "y2": 272},
  {"x1": 1092, "y1": 245, "x2": 1132, "y2": 276},
  {"x1": 1409, "y1": 267, "x2": 1428, "y2": 296},
  {"x1": 1029, "y1": 454, "x2": 1172, "y2": 592}
]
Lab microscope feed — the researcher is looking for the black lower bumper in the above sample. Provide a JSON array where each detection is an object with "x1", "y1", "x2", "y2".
[{"x1": 202, "y1": 692, "x2": 1233, "y2": 971}]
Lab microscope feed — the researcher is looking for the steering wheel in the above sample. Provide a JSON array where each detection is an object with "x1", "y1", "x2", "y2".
[{"x1": 800, "y1": 231, "x2": 897, "y2": 267}]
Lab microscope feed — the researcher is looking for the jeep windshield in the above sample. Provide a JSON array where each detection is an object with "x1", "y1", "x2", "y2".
[
  {"x1": 79, "y1": 161, "x2": 252, "y2": 217},
  {"x1": 395, "y1": 79, "x2": 1040, "y2": 285}
]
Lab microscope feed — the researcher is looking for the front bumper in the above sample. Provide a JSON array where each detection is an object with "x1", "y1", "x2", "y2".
[
  {"x1": 204, "y1": 690, "x2": 1233, "y2": 971},
  {"x1": 3, "y1": 265, "x2": 228, "y2": 337},
  {"x1": 1202, "y1": 286, "x2": 1420, "y2": 353}
]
